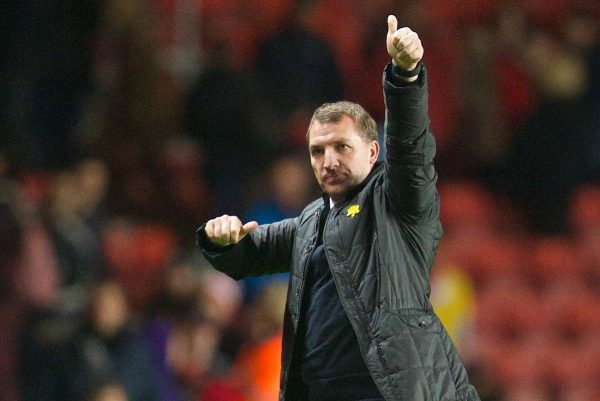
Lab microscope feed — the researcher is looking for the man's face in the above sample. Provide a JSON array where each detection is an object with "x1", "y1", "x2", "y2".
[{"x1": 308, "y1": 115, "x2": 379, "y2": 203}]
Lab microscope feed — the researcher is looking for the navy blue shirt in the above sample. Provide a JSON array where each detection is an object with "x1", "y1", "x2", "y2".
[{"x1": 296, "y1": 203, "x2": 383, "y2": 401}]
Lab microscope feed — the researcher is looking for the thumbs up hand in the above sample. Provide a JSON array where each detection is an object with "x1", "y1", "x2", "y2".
[
  {"x1": 386, "y1": 15, "x2": 423, "y2": 73},
  {"x1": 205, "y1": 215, "x2": 259, "y2": 246}
]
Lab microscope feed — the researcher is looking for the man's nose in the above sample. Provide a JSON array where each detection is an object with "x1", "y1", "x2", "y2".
[{"x1": 323, "y1": 149, "x2": 339, "y2": 169}]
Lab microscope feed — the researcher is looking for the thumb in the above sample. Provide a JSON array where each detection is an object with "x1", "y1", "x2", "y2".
[
  {"x1": 241, "y1": 221, "x2": 258, "y2": 235},
  {"x1": 387, "y1": 15, "x2": 398, "y2": 34}
]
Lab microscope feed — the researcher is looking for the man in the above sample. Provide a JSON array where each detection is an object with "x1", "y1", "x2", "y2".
[{"x1": 197, "y1": 15, "x2": 481, "y2": 401}]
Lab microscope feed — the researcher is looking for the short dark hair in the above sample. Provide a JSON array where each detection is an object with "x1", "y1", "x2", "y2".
[{"x1": 307, "y1": 101, "x2": 378, "y2": 142}]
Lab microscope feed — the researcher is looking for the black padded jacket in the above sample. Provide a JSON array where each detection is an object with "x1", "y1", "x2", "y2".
[{"x1": 198, "y1": 63, "x2": 481, "y2": 401}]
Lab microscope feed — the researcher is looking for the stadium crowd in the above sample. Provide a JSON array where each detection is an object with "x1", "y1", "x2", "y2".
[{"x1": 1, "y1": 0, "x2": 599, "y2": 400}]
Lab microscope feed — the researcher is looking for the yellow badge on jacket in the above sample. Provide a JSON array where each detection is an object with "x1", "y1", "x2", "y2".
[{"x1": 346, "y1": 204, "x2": 360, "y2": 218}]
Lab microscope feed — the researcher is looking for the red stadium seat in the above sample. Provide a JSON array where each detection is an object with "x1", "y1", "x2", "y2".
[
  {"x1": 541, "y1": 285, "x2": 600, "y2": 345},
  {"x1": 438, "y1": 181, "x2": 498, "y2": 234},
  {"x1": 475, "y1": 278, "x2": 600, "y2": 393},
  {"x1": 483, "y1": 337, "x2": 548, "y2": 388},
  {"x1": 465, "y1": 234, "x2": 523, "y2": 287},
  {"x1": 524, "y1": 236, "x2": 584, "y2": 290},
  {"x1": 568, "y1": 184, "x2": 600, "y2": 233},
  {"x1": 474, "y1": 281, "x2": 544, "y2": 346},
  {"x1": 569, "y1": 185, "x2": 600, "y2": 286},
  {"x1": 543, "y1": 338, "x2": 599, "y2": 390}
]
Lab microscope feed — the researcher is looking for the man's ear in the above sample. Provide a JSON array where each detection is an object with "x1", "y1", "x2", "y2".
[{"x1": 370, "y1": 140, "x2": 380, "y2": 164}]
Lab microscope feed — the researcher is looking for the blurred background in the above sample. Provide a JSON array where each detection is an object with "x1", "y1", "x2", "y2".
[{"x1": 1, "y1": 0, "x2": 599, "y2": 400}]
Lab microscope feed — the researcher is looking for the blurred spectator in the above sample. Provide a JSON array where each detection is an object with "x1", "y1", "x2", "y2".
[
  {"x1": 145, "y1": 264, "x2": 244, "y2": 399},
  {"x1": 20, "y1": 280, "x2": 160, "y2": 401},
  {"x1": 501, "y1": 30, "x2": 590, "y2": 233},
  {"x1": 166, "y1": 316, "x2": 223, "y2": 398},
  {"x1": 81, "y1": 0, "x2": 179, "y2": 222},
  {"x1": 228, "y1": 282, "x2": 287, "y2": 401},
  {"x1": 445, "y1": 5, "x2": 537, "y2": 181},
  {"x1": 197, "y1": 268, "x2": 245, "y2": 375},
  {"x1": 242, "y1": 154, "x2": 317, "y2": 302},
  {"x1": 184, "y1": 64, "x2": 276, "y2": 213},
  {"x1": 197, "y1": 269, "x2": 243, "y2": 334},
  {"x1": 245, "y1": 154, "x2": 316, "y2": 222},
  {"x1": 254, "y1": 2, "x2": 345, "y2": 147},
  {"x1": 41, "y1": 158, "x2": 109, "y2": 308},
  {"x1": 143, "y1": 255, "x2": 214, "y2": 401},
  {"x1": 493, "y1": 6, "x2": 537, "y2": 131},
  {"x1": 147, "y1": 255, "x2": 206, "y2": 319},
  {"x1": 0, "y1": 1, "x2": 100, "y2": 170},
  {"x1": 201, "y1": 281, "x2": 287, "y2": 401},
  {"x1": 458, "y1": 25, "x2": 511, "y2": 172},
  {"x1": 160, "y1": 136, "x2": 215, "y2": 243},
  {"x1": 154, "y1": 0, "x2": 202, "y2": 86}
]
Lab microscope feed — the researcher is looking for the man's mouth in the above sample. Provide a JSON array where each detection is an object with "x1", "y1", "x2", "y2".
[{"x1": 321, "y1": 173, "x2": 347, "y2": 186}]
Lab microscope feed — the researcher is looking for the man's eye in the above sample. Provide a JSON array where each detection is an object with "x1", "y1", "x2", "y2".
[
  {"x1": 337, "y1": 144, "x2": 350, "y2": 151},
  {"x1": 311, "y1": 148, "x2": 323, "y2": 156}
]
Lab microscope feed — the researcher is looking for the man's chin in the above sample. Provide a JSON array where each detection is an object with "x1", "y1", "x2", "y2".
[{"x1": 322, "y1": 184, "x2": 348, "y2": 202}]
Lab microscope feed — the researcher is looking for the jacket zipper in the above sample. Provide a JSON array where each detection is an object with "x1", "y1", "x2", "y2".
[{"x1": 322, "y1": 207, "x2": 389, "y2": 399}]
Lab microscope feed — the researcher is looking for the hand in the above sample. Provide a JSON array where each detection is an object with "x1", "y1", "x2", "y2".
[
  {"x1": 205, "y1": 215, "x2": 258, "y2": 246},
  {"x1": 386, "y1": 15, "x2": 424, "y2": 72}
]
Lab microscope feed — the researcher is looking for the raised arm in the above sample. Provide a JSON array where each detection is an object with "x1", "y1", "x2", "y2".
[
  {"x1": 197, "y1": 215, "x2": 298, "y2": 280},
  {"x1": 383, "y1": 16, "x2": 438, "y2": 224}
]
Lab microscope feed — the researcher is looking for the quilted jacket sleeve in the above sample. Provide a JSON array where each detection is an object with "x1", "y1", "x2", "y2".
[
  {"x1": 382, "y1": 62, "x2": 440, "y2": 225},
  {"x1": 196, "y1": 217, "x2": 298, "y2": 280}
]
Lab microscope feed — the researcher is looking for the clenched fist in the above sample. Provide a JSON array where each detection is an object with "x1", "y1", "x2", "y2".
[
  {"x1": 386, "y1": 15, "x2": 424, "y2": 73},
  {"x1": 205, "y1": 215, "x2": 258, "y2": 246}
]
